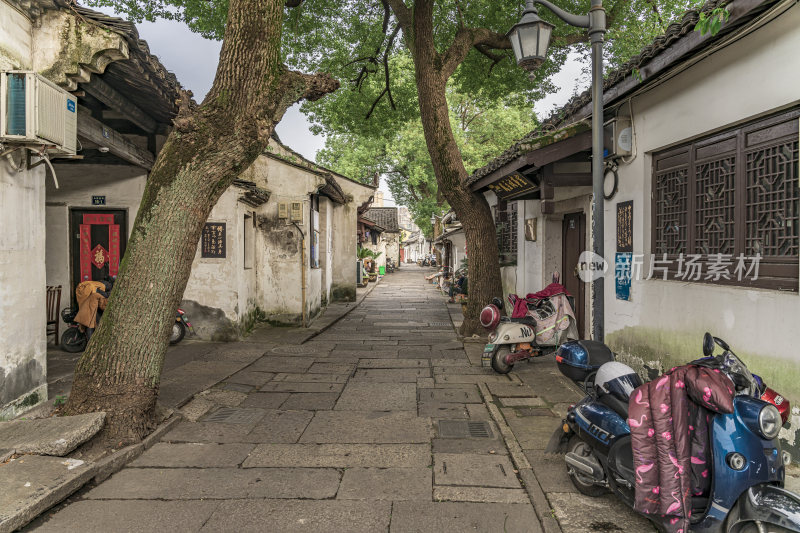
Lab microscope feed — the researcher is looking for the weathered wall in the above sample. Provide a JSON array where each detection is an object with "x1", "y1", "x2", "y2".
[
  {"x1": 247, "y1": 150, "x2": 323, "y2": 324},
  {"x1": 0, "y1": 2, "x2": 42, "y2": 417},
  {"x1": 0, "y1": 1, "x2": 32, "y2": 70},
  {"x1": 330, "y1": 175, "x2": 373, "y2": 301},
  {"x1": 0, "y1": 158, "x2": 47, "y2": 419},
  {"x1": 182, "y1": 189, "x2": 255, "y2": 340}
]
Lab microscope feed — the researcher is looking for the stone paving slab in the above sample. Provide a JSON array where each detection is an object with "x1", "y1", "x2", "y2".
[
  {"x1": 548, "y1": 492, "x2": 655, "y2": 532},
  {"x1": 85, "y1": 467, "x2": 341, "y2": 500},
  {"x1": 199, "y1": 499, "x2": 391, "y2": 532},
  {"x1": 499, "y1": 397, "x2": 546, "y2": 407},
  {"x1": 248, "y1": 357, "x2": 314, "y2": 373},
  {"x1": 240, "y1": 392, "x2": 290, "y2": 409},
  {"x1": 0, "y1": 413, "x2": 105, "y2": 456},
  {"x1": 505, "y1": 416, "x2": 559, "y2": 451},
  {"x1": 389, "y1": 501, "x2": 540, "y2": 533},
  {"x1": 435, "y1": 374, "x2": 513, "y2": 385},
  {"x1": 357, "y1": 358, "x2": 429, "y2": 368},
  {"x1": 130, "y1": 442, "x2": 256, "y2": 468},
  {"x1": 433, "y1": 453, "x2": 520, "y2": 489},
  {"x1": 226, "y1": 371, "x2": 276, "y2": 387},
  {"x1": 418, "y1": 403, "x2": 469, "y2": 419},
  {"x1": 418, "y1": 386, "x2": 481, "y2": 404},
  {"x1": 244, "y1": 410, "x2": 314, "y2": 443},
  {"x1": 242, "y1": 443, "x2": 430, "y2": 468},
  {"x1": 307, "y1": 362, "x2": 355, "y2": 374},
  {"x1": 335, "y1": 382, "x2": 416, "y2": 411},
  {"x1": 299, "y1": 411, "x2": 431, "y2": 443},
  {"x1": 338, "y1": 467, "x2": 432, "y2": 501},
  {"x1": 433, "y1": 486, "x2": 530, "y2": 504},
  {"x1": 163, "y1": 421, "x2": 254, "y2": 443},
  {"x1": 261, "y1": 381, "x2": 344, "y2": 393},
  {"x1": 280, "y1": 393, "x2": 339, "y2": 410},
  {"x1": 352, "y1": 368, "x2": 431, "y2": 382},
  {"x1": 0, "y1": 455, "x2": 94, "y2": 533},
  {"x1": 486, "y1": 382, "x2": 540, "y2": 398},
  {"x1": 31, "y1": 500, "x2": 220, "y2": 532},
  {"x1": 271, "y1": 373, "x2": 349, "y2": 383}
]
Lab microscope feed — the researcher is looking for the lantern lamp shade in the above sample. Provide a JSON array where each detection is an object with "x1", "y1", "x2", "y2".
[{"x1": 507, "y1": 14, "x2": 554, "y2": 73}]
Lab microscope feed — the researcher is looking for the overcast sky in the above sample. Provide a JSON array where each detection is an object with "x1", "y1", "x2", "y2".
[{"x1": 115, "y1": 13, "x2": 587, "y2": 207}]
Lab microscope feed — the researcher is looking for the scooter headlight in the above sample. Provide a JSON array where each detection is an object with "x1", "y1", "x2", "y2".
[{"x1": 758, "y1": 404, "x2": 781, "y2": 440}]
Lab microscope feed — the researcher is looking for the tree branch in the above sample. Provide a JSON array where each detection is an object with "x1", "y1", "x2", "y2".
[
  {"x1": 384, "y1": 0, "x2": 412, "y2": 31},
  {"x1": 441, "y1": 28, "x2": 510, "y2": 80}
]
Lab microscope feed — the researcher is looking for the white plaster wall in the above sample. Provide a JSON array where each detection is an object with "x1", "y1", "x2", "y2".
[
  {"x1": 0, "y1": 159, "x2": 47, "y2": 416},
  {"x1": 183, "y1": 191, "x2": 241, "y2": 320},
  {"x1": 0, "y1": 0, "x2": 32, "y2": 70},
  {"x1": 320, "y1": 197, "x2": 333, "y2": 304},
  {"x1": 604, "y1": 4, "x2": 800, "y2": 364},
  {"x1": 244, "y1": 153, "x2": 323, "y2": 321},
  {"x1": 331, "y1": 177, "x2": 373, "y2": 300}
]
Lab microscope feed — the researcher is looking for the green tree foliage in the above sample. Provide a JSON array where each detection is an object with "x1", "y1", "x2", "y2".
[
  {"x1": 317, "y1": 58, "x2": 537, "y2": 237},
  {"x1": 282, "y1": 0, "x2": 704, "y2": 240}
]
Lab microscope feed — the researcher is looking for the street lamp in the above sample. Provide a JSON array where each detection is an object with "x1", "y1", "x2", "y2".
[{"x1": 509, "y1": 0, "x2": 607, "y2": 342}]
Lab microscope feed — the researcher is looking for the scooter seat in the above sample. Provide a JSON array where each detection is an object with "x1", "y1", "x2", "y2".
[
  {"x1": 502, "y1": 316, "x2": 537, "y2": 326},
  {"x1": 600, "y1": 393, "x2": 629, "y2": 420}
]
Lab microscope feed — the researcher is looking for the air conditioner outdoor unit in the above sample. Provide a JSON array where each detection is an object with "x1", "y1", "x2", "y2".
[{"x1": 0, "y1": 71, "x2": 77, "y2": 155}]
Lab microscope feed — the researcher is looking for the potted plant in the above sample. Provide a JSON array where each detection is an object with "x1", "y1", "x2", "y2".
[{"x1": 357, "y1": 247, "x2": 372, "y2": 286}]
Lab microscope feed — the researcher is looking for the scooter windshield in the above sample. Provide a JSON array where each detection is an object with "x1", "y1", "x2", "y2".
[{"x1": 721, "y1": 351, "x2": 757, "y2": 396}]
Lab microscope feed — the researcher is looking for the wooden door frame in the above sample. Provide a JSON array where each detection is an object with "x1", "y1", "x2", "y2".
[
  {"x1": 561, "y1": 210, "x2": 587, "y2": 338},
  {"x1": 68, "y1": 207, "x2": 129, "y2": 308}
]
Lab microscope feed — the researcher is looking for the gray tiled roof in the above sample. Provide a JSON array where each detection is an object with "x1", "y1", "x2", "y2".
[
  {"x1": 468, "y1": 0, "x2": 728, "y2": 185},
  {"x1": 364, "y1": 207, "x2": 400, "y2": 232}
]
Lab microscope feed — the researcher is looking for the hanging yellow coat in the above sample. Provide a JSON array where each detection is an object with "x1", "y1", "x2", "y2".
[{"x1": 74, "y1": 281, "x2": 107, "y2": 329}]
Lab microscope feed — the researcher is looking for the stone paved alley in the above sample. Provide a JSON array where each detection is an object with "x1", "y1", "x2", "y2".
[{"x1": 28, "y1": 267, "x2": 651, "y2": 533}]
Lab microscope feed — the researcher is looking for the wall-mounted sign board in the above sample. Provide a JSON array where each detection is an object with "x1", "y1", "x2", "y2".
[
  {"x1": 201, "y1": 222, "x2": 226, "y2": 258},
  {"x1": 487, "y1": 172, "x2": 537, "y2": 200},
  {"x1": 92, "y1": 195, "x2": 106, "y2": 205},
  {"x1": 616, "y1": 200, "x2": 633, "y2": 253}
]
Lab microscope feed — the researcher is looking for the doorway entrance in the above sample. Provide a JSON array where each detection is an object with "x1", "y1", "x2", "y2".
[
  {"x1": 562, "y1": 212, "x2": 586, "y2": 338},
  {"x1": 69, "y1": 209, "x2": 127, "y2": 306}
]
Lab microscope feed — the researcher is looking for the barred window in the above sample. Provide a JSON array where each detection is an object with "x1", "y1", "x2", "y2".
[
  {"x1": 494, "y1": 200, "x2": 518, "y2": 265},
  {"x1": 652, "y1": 108, "x2": 799, "y2": 290}
]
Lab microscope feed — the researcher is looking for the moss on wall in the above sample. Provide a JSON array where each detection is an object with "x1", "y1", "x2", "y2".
[
  {"x1": 606, "y1": 326, "x2": 800, "y2": 404},
  {"x1": 331, "y1": 284, "x2": 356, "y2": 302}
]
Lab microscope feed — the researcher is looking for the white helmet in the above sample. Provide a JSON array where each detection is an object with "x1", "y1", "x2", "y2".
[{"x1": 596, "y1": 362, "x2": 642, "y2": 402}]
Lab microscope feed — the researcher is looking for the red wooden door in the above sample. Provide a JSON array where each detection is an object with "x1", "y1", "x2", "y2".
[{"x1": 70, "y1": 209, "x2": 127, "y2": 304}]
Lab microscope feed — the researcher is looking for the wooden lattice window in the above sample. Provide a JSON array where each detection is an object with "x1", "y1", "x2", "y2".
[
  {"x1": 652, "y1": 108, "x2": 799, "y2": 290},
  {"x1": 495, "y1": 200, "x2": 518, "y2": 265}
]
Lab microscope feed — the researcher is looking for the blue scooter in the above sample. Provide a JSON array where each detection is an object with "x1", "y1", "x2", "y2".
[{"x1": 548, "y1": 334, "x2": 800, "y2": 533}]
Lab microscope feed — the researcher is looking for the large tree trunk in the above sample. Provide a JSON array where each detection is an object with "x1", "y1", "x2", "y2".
[
  {"x1": 64, "y1": 0, "x2": 337, "y2": 445},
  {"x1": 405, "y1": 1, "x2": 503, "y2": 336}
]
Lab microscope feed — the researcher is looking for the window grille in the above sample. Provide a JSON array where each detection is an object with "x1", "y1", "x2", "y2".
[
  {"x1": 494, "y1": 200, "x2": 518, "y2": 265},
  {"x1": 652, "y1": 108, "x2": 799, "y2": 290}
]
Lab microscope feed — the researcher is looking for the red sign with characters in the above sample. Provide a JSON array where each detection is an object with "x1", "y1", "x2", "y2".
[{"x1": 79, "y1": 213, "x2": 121, "y2": 281}]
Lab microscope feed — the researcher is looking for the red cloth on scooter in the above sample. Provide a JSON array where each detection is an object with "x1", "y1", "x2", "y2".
[
  {"x1": 509, "y1": 283, "x2": 571, "y2": 318},
  {"x1": 627, "y1": 365, "x2": 734, "y2": 533}
]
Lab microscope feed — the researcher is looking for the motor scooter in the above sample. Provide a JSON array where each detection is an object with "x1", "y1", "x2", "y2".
[
  {"x1": 60, "y1": 307, "x2": 194, "y2": 352},
  {"x1": 479, "y1": 273, "x2": 579, "y2": 374},
  {"x1": 549, "y1": 333, "x2": 800, "y2": 533}
]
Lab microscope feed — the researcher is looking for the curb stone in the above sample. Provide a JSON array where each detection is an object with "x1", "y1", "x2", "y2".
[
  {"x1": 1, "y1": 414, "x2": 182, "y2": 532},
  {"x1": 478, "y1": 382, "x2": 563, "y2": 533}
]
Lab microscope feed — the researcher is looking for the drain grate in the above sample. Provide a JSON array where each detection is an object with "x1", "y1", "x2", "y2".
[
  {"x1": 437, "y1": 420, "x2": 494, "y2": 439},
  {"x1": 428, "y1": 322, "x2": 452, "y2": 327},
  {"x1": 202, "y1": 407, "x2": 265, "y2": 425},
  {"x1": 271, "y1": 346, "x2": 317, "y2": 354}
]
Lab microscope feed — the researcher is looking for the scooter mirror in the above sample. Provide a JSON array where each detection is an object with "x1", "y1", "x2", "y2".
[
  {"x1": 714, "y1": 336, "x2": 731, "y2": 352},
  {"x1": 702, "y1": 332, "x2": 715, "y2": 356},
  {"x1": 491, "y1": 297, "x2": 503, "y2": 309}
]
